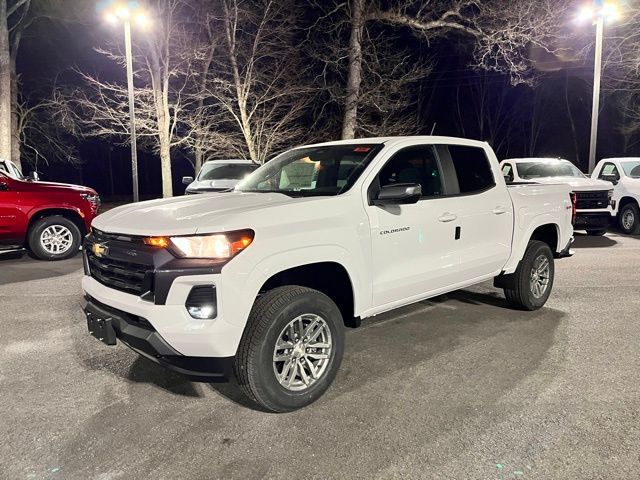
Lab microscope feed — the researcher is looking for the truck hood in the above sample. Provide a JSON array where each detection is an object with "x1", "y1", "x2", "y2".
[
  {"x1": 529, "y1": 177, "x2": 613, "y2": 191},
  {"x1": 21, "y1": 179, "x2": 96, "y2": 195},
  {"x1": 92, "y1": 191, "x2": 300, "y2": 236}
]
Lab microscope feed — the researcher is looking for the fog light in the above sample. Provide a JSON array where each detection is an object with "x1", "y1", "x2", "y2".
[{"x1": 185, "y1": 286, "x2": 217, "y2": 320}]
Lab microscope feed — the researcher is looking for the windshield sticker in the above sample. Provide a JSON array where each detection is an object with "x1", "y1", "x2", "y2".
[{"x1": 353, "y1": 147, "x2": 371, "y2": 153}]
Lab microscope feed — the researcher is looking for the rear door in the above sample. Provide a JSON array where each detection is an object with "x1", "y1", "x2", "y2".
[
  {"x1": 434, "y1": 144, "x2": 513, "y2": 279},
  {"x1": 365, "y1": 144, "x2": 462, "y2": 308}
]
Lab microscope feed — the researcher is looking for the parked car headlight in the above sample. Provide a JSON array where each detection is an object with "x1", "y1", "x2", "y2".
[
  {"x1": 81, "y1": 193, "x2": 101, "y2": 206},
  {"x1": 164, "y1": 230, "x2": 254, "y2": 259}
]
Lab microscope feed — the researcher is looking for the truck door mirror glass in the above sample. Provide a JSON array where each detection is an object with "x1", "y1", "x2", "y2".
[
  {"x1": 374, "y1": 183, "x2": 422, "y2": 205},
  {"x1": 182, "y1": 176, "x2": 194, "y2": 185},
  {"x1": 28, "y1": 171, "x2": 39, "y2": 182},
  {"x1": 601, "y1": 174, "x2": 618, "y2": 185}
]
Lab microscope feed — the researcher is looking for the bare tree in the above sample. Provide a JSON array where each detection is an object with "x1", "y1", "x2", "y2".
[
  {"x1": 314, "y1": 0, "x2": 569, "y2": 139},
  {"x1": 202, "y1": 0, "x2": 312, "y2": 164},
  {"x1": 57, "y1": 0, "x2": 201, "y2": 197}
]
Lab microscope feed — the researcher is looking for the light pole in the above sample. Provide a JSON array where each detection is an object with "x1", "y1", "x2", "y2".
[
  {"x1": 101, "y1": 2, "x2": 150, "y2": 202},
  {"x1": 577, "y1": 1, "x2": 621, "y2": 173}
]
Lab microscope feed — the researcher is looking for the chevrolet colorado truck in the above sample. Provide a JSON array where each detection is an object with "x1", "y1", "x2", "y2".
[
  {"x1": 0, "y1": 171, "x2": 100, "y2": 260},
  {"x1": 592, "y1": 158, "x2": 640, "y2": 235},
  {"x1": 500, "y1": 158, "x2": 613, "y2": 235},
  {"x1": 82, "y1": 137, "x2": 574, "y2": 412}
]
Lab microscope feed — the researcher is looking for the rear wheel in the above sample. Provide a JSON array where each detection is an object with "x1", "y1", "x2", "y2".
[
  {"x1": 234, "y1": 286, "x2": 345, "y2": 412},
  {"x1": 503, "y1": 240, "x2": 555, "y2": 311},
  {"x1": 28, "y1": 216, "x2": 82, "y2": 261},
  {"x1": 586, "y1": 229, "x2": 607, "y2": 236},
  {"x1": 619, "y1": 203, "x2": 640, "y2": 235}
]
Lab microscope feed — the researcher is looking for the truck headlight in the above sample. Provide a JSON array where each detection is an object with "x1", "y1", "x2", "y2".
[
  {"x1": 81, "y1": 193, "x2": 101, "y2": 206},
  {"x1": 168, "y1": 230, "x2": 254, "y2": 259}
]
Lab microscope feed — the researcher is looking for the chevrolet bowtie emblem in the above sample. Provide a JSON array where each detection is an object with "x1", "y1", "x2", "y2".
[{"x1": 92, "y1": 243, "x2": 108, "y2": 258}]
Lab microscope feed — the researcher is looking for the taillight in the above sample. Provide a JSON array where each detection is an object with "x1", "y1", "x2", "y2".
[{"x1": 570, "y1": 192, "x2": 577, "y2": 225}]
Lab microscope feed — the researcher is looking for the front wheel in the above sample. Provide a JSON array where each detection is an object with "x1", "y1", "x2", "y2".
[
  {"x1": 619, "y1": 203, "x2": 640, "y2": 235},
  {"x1": 503, "y1": 240, "x2": 555, "y2": 311},
  {"x1": 28, "y1": 215, "x2": 82, "y2": 261},
  {"x1": 234, "y1": 286, "x2": 345, "y2": 412}
]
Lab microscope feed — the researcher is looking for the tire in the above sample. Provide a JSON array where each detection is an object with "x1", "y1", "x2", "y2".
[
  {"x1": 234, "y1": 286, "x2": 345, "y2": 413},
  {"x1": 503, "y1": 240, "x2": 555, "y2": 311},
  {"x1": 28, "y1": 215, "x2": 82, "y2": 261},
  {"x1": 586, "y1": 229, "x2": 607, "y2": 236},
  {"x1": 618, "y1": 203, "x2": 640, "y2": 235}
]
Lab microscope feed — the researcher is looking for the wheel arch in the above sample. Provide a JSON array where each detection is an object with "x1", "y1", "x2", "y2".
[
  {"x1": 618, "y1": 196, "x2": 638, "y2": 211},
  {"x1": 27, "y1": 207, "x2": 87, "y2": 238},
  {"x1": 258, "y1": 261, "x2": 358, "y2": 328}
]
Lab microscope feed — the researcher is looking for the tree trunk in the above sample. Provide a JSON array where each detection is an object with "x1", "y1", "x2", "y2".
[
  {"x1": 0, "y1": 0, "x2": 12, "y2": 161},
  {"x1": 341, "y1": 0, "x2": 365, "y2": 140},
  {"x1": 10, "y1": 56, "x2": 20, "y2": 170},
  {"x1": 564, "y1": 72, "x2": 581, "y2": 167},
  {"x1": 158, "y1": 132, "x2": 172, "y2": 198},
  {"x1": 194, "y1": 146, "x2": 204, "y2": 173}
]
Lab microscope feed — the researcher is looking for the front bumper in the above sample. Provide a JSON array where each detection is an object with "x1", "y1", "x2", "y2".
[
  {"x1": 83, "y1": 295, "x2": 233, "y2": 380},
  {"x1": 82, "y1": 275, "x2": 245, "y2": 357},
  {"x1": 574, "y1": 212, "x2": 611, "y2": 230}
]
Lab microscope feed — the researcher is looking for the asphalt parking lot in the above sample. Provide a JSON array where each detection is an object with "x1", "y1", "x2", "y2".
[{"x1": 1, "y1": 233, "x2": 639, "y2": 480}]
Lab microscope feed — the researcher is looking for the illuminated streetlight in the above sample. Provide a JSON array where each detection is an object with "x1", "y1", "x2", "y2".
[
  {"x1": 97, "y1": 1, "x2": 151, "y2": 202},
  {"x1": 576, "y1": 1, "x2": 621, "y2": 173}
]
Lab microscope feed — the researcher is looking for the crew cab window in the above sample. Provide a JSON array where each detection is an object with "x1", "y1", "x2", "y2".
[
  {"x1": 377, "y1": 146, "x2": 443, "y2": 197},
  {"x1": 447, "y1": 145, "x2": 495, "y2": 194}
]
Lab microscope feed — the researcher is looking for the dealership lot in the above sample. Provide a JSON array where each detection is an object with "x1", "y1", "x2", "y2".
[{"x1": 1, "y1": 233, "x2": 639, "y2": 480}]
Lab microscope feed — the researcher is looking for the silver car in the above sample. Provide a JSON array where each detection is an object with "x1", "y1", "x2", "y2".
[{"x1": 183, "y1": 159, "x2": 259, "y2": 194}]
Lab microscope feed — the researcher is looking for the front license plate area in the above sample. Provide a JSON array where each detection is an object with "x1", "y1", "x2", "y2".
[{"x1": 85, "y1": 305, "x2": 117, "y2": 346}]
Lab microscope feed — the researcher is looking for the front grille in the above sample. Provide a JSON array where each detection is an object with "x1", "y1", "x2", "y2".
[
  {"x1": 575, "y1": 190, "x2": 609, "y2": 210},
  {"x1": 86, "y1": 230, "x2": 154, "y2": 297},
  {"x1": 86, "y1": 253, "x2": 149, "y2": 296}
]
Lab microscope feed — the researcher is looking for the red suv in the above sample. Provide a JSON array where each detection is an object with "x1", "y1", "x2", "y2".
[{"x1": 0, "y1": 172, "x2": 100, "y2": 260}]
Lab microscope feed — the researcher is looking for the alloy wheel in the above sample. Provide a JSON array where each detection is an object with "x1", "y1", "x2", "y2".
[
  {"x1": 530, "y1": 254, "x2": 550, "y2": 299},
  {"x1": 272, "y1": 314, "x2": 333, "y2": 391},
  {"x1": 40, "y1": 225, "x2": 73, "y2": 255}
]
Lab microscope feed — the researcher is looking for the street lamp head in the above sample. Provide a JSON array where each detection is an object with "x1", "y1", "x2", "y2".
[
  {"x1": 601, "y1": 2, "x2": 621, "y2": 22},
  {"x1": 115, "y1": 5, "x2": 131, "y2": 20},
  {"x1": 104, "y1": 11, "x2": 118, "y2": 24},
  {"x1": 576, "y1": 1, "x2": 621, "y2": 24},
  {"x1": 134, "y1": 11, "x2": 151, "y2": 30}
]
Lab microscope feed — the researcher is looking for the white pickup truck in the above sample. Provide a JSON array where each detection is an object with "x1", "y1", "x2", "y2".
[
  {"x1": 500, "y1": 158, "x2": 614, "y2": 235},
  {"x1": 82, "y1": 136, "x2": 574, "y2": 412},
  {"x1": 592, "y1": 158, "x2": 640, "y2": 235}
]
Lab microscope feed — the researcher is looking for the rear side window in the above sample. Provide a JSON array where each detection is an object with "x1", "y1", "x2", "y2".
[{"x1": 447, "y1": 146, "x2": 495, "y2": 194}]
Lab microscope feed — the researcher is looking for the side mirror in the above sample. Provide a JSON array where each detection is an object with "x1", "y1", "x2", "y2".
[
  {"x1": 374, "y1": 183, "x2": 422, "y2": 205},
  {"x1": 503, "y1": 173, "x2": 514, "y2": 184},
  {"x1": 601, "y1": 174, "x2": 618, "y2": 186},
  {"x1": 0, "y1": 182, "x2": 8, "y2": 191},
  {"x1": 28, "y1": 171, "x2": 40, "y2": 181},
  {"x1": 182, "y1": 176, "x2": 194, "y2": 185}
]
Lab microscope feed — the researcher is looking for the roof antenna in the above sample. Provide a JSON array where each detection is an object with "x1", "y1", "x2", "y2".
[{"x1": 429, "y1": 123, "x2": 437, "y2": 135}]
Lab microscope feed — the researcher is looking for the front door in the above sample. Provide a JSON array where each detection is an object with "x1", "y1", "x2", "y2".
[{"x1": 365, "y1": 145, "x2": 462, "y2": 308}]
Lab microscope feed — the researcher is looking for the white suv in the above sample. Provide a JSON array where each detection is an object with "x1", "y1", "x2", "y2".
[
  {"x1": 501, "y1": 158, "x2": 614, "y2": 236},
  {"x1": 592, "y1": 158, "x2": 640, "y2": 235}
]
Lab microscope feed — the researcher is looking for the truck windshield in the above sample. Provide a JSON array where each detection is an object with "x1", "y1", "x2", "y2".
[
  {"x1": 517, "y1": 161, "x2": 585, "y2": 179},
  {"x1": 198, "y1": 163, "x2": 258, "y2": 181},
  {"x1": 236, "y1": 144, "x2": 382, "y2": 197},
  {"x1": 620, "y1": 160, "x2": 640, "y2": 178}
]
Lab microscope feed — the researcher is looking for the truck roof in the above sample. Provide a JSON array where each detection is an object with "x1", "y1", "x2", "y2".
[{"x1": 300, "y1": 136, "x2": 490, "y2": 150}]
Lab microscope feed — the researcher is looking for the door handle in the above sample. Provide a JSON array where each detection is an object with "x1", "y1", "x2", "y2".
[
  {"x1": 492, "y1": 206, "x2": 508, "y2": 215},
  {"x1": 438, "y1": 212, "x2": 457, "y2": 223}
]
